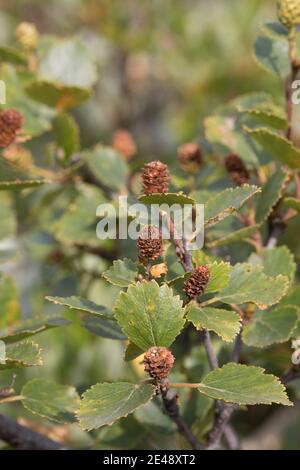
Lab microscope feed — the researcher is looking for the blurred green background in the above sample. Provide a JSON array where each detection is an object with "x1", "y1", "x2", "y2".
[{"x1": 1, "y1": 0, "x2": 299, "y2": 450}]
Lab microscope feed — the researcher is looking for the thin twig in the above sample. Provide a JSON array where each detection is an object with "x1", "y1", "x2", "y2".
[
  {"x1": 0, "y1": 414, "x2": 68, "y2": 450},
  {"x1": 280, "y1": 367, "x2": 300, "y2": 385},
  {"x1": 160, "y1": 385, "x2": 204, "y2": 450},
  {"x1": 203, "y1": 330, "x2": 219, "y2": 370}
]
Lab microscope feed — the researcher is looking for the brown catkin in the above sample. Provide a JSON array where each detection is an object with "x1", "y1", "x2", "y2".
[
  {"x1": 144, "y1": 347, "x2": 175, "y2": 381},
  {"x1": 142, "y1": 160, "x2": 170, "y2": 195},
  {"x1": 178, "y1": 142, "x2": 202, "y2": 173},
  {"x1": 0, "y1": 109, "x2": 24, "y2": 148},
  {"x1": 137, "y1": 225, "x2": 163, "y2": 261},
  {"x1": 184, "y1": 265, "x2": 210, "y2": 300},
  {"x1": 224, "y1": 153, "x2": 250, "y2": 186},
  {"x1": 112, "y1": 129, "x2": 137, "y2": 160}
]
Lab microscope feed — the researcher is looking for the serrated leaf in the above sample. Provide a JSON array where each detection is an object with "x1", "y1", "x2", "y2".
[
  {"x1": 83, "y1": 317, "x2": 126, "y2": 340},
  {"x1": 26, "y1": 80, "x2": 91, "y2": 109},
  {"x1": 205, "y1": 262, "x2": 231, "y2": 293},
  {"x1": 77, "y1": 382, "x2": 155, "y2": 431},
  {"x1": 245, "y1": 127, "x2": 300, "y2": 169},
  {"x1": 53, "y1": 112, "x2": 80, "y2": 159},
  {"x1": 186, "y1": 304, "x2": 241, "y2": 343},
  {"x1": 242, "y1": 305, "x2": 299, "y2": 348},
  {"x1": 283, "y1": 197, "x2": 300, "y2": 213},
  {"x1": 0, "y1": 45, "x2": 27, "y2": 65},
  {"x1": 248, "y1": 246, "x2": 296, "y2": 281},
  {"x1": 0, "y1": 317, "x2": 69, "y2": 344},
  {"x1": 204, "y1": 186, "x2": 261, "y2": 227},
  {"x1": 207, "y1": 225, "x2": 260, "y2": 248},
  {"x1": 204, "y1": 263, "x2": 289, "y2": 310},
  {"x1": 254, "y1": 34, "x2": 290, "y2": 77},
  {"x1": 114, "y1": 280, "x2": 185, "y2": 351},
  {"x1": 138, "y1": 193, "x2": 195, "y2": 207},
  {"x1": 103, "y1": 259, "x2": 138, "y2": 287},
  {"x1": 46, "y1": 296, "x2": 113, "y2": 319},
  {"x1": 86, "y1": 145, "x2": 129, "y2": 192},
  {"x1": 255, "y1": 168, "x2": 289, "y2": 223},
  {"x1": 237, "y1": 107, "x2": 287, "y2": 130},
  {"x1": 21, "y1": 379, "x2": 79, "y2": 423},
  {"x1": 0, "y1": 340, "x2": 42, "y2": 369},
  {"x1": 198, "y1": 363, "x2": 291, "y2": 406},
  {"x1": 124, "y1": 342, "x2": 144, "y2": 362}
]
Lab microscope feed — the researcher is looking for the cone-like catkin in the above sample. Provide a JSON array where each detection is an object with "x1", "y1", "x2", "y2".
[
  {"x1": 224, "y1": 154, "x2": 250, "y2": 186},
  {"x1": 144, "y1": 347, "x2": 175, "y2": 381},
  {"x1": 178, "y1": 142, "x2": 202, "y2": 173},
  {"x1": 112, "y1": 129, "x2": 136, "y2": 160},
  {"x1": 0, "y1": 109, "x2": 24, "y2": 148},
  {"x1": 277, "y1": 0, "x2": 300, "y2": 28},
  {"x1": 137, "y1": 225, "x2": 163, "y2": 261},
  {"x1": 184, "y1": 265, "x2": 210, "y2": 300},
  {"x1": 142, "y1": 160, "x2": 170, "y2": 195}
]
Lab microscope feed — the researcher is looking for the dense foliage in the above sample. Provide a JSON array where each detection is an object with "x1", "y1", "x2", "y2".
[{"x1": 0, "y1": 0, "x2": 300, "y2": 451}]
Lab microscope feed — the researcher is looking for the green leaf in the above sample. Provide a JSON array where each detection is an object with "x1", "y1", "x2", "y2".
[
  {"x1": 21, "y1": 379, "x2": 80, "y2": 423},
  {"x1": 261, "y1": 22, "x2": 289, "y2": 39},
  {"x1": 138, "y1": 193, "x2": 195, "y2": 207},
  {"x1": 207, "y1": 225, "x2": 260, "y2": 248},
  {"x1": 255, "y1": 168, "x2": 289, "y2": 223},
  {"x1": 186, "y1": 304, "x2": 241, "y2": 343},
  {"x1": 283, "y1": 197, "x2": 300, "y2": 213},
  {"x1": 0, "y1": 179, "x2": 51, "y2": 190},
  {"x1": 86, "y1": 145, "x2": 129, "y2": 192},
  {"x1": 1, "y1": 65, "x2": 54, "y2": 137},
  {"x1": 245, "y1": 127, "x2": 300, "y2": 169},
  {"x1": 205, "y1": 263, "x2": 289, "y2": 310},
  {"x1": 53, "y1": 112, "x2": 80, "y2": 159},
  {"x1": 236, "y1": 93, "x2": 287, "y2": 130},
  {"x1": 77, "y1": 382, "x2": 155, "y2": 431},
  {"x1": 242, "y1": 305, "x2": 299, "y2": 348},
  {"x1": 124, "y1": 342, "x2": 144, "y2": 362},
  {"x1": 205, "y1": 262, "x2": 231, "y2": 294},
  {"x1": 254, "y1": 34, "x2": 290, "y2": 77},
  {"x1": 204, "y1": 115, "x2": 258, "y2": 165},
  {"x1": 0, "y1": 317, "x2": 69, "y2": 344},
  {"x1": 204, "y1": 186, "x2": 261, "y2": 227},
  {"x1": 55, "y1": 185, "x2": 106, "y2": 247},
  {"x1": 198, "y1": 363, "x2": 292, "y2": 406},
  {"x1": 46, "y1": 296, "x2": 113, "y2": 319},
  {"x1": 103, "y1": 259, "x2": 138, "y2": 287},
  {"x1": 114, "y1": 280, "x2": 185, "y2": 351},
  {"x1": 26, "y1": 80, "x2": 91, "y2": 109},
  {"x1": 83, "y1": 317, "x2": 126, "y2": 340},
  {"x1": 0, "y1": 340, "x2": 42, "y2": 369},
  {"x1": 37, "y1": 38, "x2": 97, "y2": 89},
  {"x1": 248, "y1": 246, "x2": 296, "y2": 282},
  {"x1": 0, "y1": 45, "x2": 27, "y2": 65}
]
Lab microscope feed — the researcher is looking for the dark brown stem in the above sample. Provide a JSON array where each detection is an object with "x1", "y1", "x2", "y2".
[
  {"x1": 281, "y1": 367, "x2": 300, "y2": 385},
  {"x1": 160, "y1": 385, "x2": 204, "y2": 450},
  {"x1": 206, "y1": 405, "x2": 237, "y2": 450},
  {"x1": 0, "y1": 414, "x2": 68, "y2": 450}
]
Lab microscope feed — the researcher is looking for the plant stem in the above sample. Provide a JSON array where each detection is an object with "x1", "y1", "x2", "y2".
[
  {"x1": 0, "y1": 395, "x2": 22, "y2": 405},
  {"x1": 160, "y1": 385, "x2": 204, "y2": 450}
]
